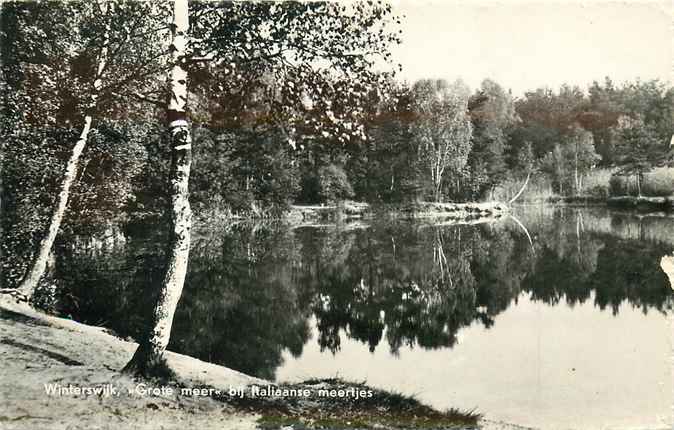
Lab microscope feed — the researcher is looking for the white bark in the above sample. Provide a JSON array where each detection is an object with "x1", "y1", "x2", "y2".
[
  {"x1": 18, "y1": 117, "x2": 92, "y2": 297},
  {"x1": 125, "y1": 0, "x2": 191, "y2": 376},
  {"x1": 508, "y1": 171, "x2": 531, "y2": 205},
  {"x1": 17, "y1": 1, "x2": 111, "y2": 298},
  {"x1": 659, "y1": 255, "x2": 674, "y2": 290},
  {"x1": 574, "y1": 146, "x2": 580, "y2": 195}
]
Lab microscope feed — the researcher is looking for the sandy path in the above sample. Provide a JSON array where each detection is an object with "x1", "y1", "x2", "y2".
[{"x1": 0, "y1": 297, "x2": 260, "y2": 430}]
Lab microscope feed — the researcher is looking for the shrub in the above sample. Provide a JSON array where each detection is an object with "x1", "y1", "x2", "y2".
[
  {"x1": 316, "y1": 164, "x2": 355, "y2": 204},
  {"x1": 609, "y1": 175, "x2": 637, "y2": 196}
]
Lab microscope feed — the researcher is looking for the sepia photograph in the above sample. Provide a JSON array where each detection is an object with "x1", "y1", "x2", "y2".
[{"x1": 0, "y1": 1, "x2": 672, "y2": 429}]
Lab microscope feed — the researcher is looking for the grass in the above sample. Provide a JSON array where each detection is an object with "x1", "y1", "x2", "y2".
[
  {"x1": 643, "y1": 167, "x2": 674, "y2": 196},
  {"x1": 610, "y1": 167, "x2": 674, "y2": 197},
  {"x1": 581, "y1": 168, "x2": 615, "y2": 198},
  {"x1": 492, "y1": 175, "x2": 558, "y2": 203},
  {"x1": 215, "y1": 378, "x2": 481, "y2": 430},
  {"x1": 258, "y1": 416, "x2": 308, "y2": 429},
  {"x1": 495, "y1": 167, "x2": 674, "y2": 204},
  {"x1": 257, "y1": 410, "x2": 480, "y2": 430}
]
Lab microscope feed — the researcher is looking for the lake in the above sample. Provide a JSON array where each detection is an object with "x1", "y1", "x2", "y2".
[{"x1": 54, "y1": 206, "x2": 673, "y2": 430}]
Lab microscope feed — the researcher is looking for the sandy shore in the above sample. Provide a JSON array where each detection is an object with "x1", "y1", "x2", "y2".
[{"x1": 0, "y1": 296, "x2": 262, "y2": 430}]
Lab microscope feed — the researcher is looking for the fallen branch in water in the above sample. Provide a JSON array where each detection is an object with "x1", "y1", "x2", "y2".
[{"x1": 508, "y1": 172, "x2": 531, "y2": 205}]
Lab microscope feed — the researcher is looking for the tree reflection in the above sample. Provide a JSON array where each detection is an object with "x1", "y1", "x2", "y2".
[
  {"x1": 303, "y1": 210, "x2": 673, "y2": 355},
  {"x1": 53, "y1": 208, "x2": 673, "y2": 377}
]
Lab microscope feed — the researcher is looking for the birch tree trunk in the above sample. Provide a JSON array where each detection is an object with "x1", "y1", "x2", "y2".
[
  {"x1": 16, "y1": 2, "x2": 111, "y2": 299},
  {"x1": 124, "y1": 0, "x2": 191, "y2": 377},
  {"x1": 659, "y1": 255, "x2": 674, "y2": 290},
  {"x1": 574, "y1": 146, "x2": 580, "y2": 195}
]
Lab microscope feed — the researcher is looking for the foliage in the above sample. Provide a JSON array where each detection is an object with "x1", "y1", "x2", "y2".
[
  {"x1": 464, "y1": 79, "x2": 517, "y2": 200},
  {"x1": 510, "y1": 79, "x2": 673, "y2": 198},
  {"x1": 643, "y1": 167, "x2": 674, "y2": 196},
  {"x1": 509, "y1": 84, "x2": 586, "y2": 160},
  {"x1": 189, "y1": 1, "x2": 402, "y2": 147},
  {"x1": 611, "y1": 115, "x2": 666, "y2": 178},
  {"x1": 191, "y1": 126, "x2": 300, "y2": 218},
  {"x1": 539, "y1": 126, "x2": 600, "y2": 195},
  {"x1": 0, "y1": 0, "x2": 168, "y2": 288},
  {"x1": 344, "y1": 81, "x2": 422, "y2": 203},
  {"x1": 314, "y1": 164, "x2": 354, "y2": 204},
  {"x1": 609, "y1": 175, "x2": 634, "y2": 197},
  {"x1": 409, "y1": 79, "x2": 473, "y2": 202}
]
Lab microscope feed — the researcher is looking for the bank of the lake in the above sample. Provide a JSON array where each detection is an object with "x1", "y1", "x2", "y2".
[
  {"x1": 284, "y1": 201, "x2": 510, "y2": 225},
  {"x1": 517, "y1": 195, "x2": 674, "y2": 213},
  {"x1": 0, "y1": 296, "x2": 520, "y2": 430}
]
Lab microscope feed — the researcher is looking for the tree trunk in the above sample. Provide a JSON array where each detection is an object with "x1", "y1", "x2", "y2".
[
  {"x1": 17, "y1": 118, "x2": 92, "y2": 297},
  {"x1": 659, "y1": 255, "x2": 674, "y2": 290},
  {"x1": 636, "y1": 172, "x2": 642, "y2": 197},
  {"x1": 124, "y1": 0, "x2": 191, "y2": 378},
  {"x1": 17, "y1": 1, "x2": 111, "y2": 299},
  {"x1": 390, "y1": 167, "x2": 394, "y2": 192},
  {"x1": 574, "y1": 148, "x2": 580, "y2": 195}
]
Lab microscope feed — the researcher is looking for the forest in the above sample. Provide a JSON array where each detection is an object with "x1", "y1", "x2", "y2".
[{"x1": 1, "y1": 0, "x2": 673, "y2": 378}]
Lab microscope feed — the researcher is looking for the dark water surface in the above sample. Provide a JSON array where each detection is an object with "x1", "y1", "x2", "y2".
[{"x1": 55, "y1": 206, "x2": 673, "y2": 429}]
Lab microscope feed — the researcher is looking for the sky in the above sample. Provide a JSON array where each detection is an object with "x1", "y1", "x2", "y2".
[{"x1": 390, "y1": 0, "x2": 673, "y2": 96}]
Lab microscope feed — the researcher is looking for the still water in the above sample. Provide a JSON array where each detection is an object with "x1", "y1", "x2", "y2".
[{"x1": 55, "y1": 206, "x2": 673, "y2": 429}]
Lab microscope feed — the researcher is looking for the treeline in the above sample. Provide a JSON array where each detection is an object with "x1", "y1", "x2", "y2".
[
  {"x1": 507, "y1": 78, "x2": 674, "y2": 199},
  {"x1": 152, "y1": 76, "x2": 674, "y2": 213},
  {"x1": 188, "y1": 76, "x2": 674, "y2": 210},
  {"x1": 339, "y1": 77, "x2": 674, "y2": 204},
  {"x1": 8, "y1": 75, "x2": 673, "y2": 234}
]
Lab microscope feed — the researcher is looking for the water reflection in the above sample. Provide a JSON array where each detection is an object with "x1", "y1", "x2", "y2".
[{"x1": 53, "y1": 207, "x2": 672, "y2": 380}]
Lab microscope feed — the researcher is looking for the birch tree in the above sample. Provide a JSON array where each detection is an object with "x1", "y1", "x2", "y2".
[
  {"x1": 124, "y1": 0, "x2": 191, "y2": 376},
  {"x1": 567, "y1": 125, "x2": 600, "y2": 195},
  {"x1": 13, "y1": 2, "x2": 113, "y2": 300},
  {"x1": 411, "y1": 79, "x2": 473, "y2": 202},
  {"x1": 2, "y1": 1, "x2": 170, "y2": 299}
]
